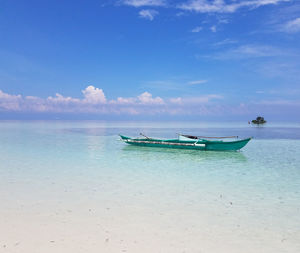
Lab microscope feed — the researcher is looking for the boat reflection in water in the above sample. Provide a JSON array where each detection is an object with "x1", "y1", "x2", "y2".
[{"x1": 122, "y1": 144, "x2": 248, "y2": 164}]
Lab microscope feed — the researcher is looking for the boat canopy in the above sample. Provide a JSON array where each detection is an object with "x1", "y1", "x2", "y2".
[{"x1": 179, "y1": 134, "x2": 238, "y2": 139}]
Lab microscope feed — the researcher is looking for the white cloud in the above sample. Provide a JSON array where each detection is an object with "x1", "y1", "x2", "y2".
[
  {"x1": 178, "y1": 0, "x2": 226, "y2": 13},
  {"x1": 0, "y1": 86, "x2": 106, "y2": 113},
  {"x1": 82, "y1": 85, "x2": 106, "y2": 104},
  {"x1": 218, "y1": 18, "x2": 229, "y2": 24},
  {"x1": 281, "y1": 17, "x2": 300, "y2": 33},
  {"x1": 169, "y1": 95, "x2": 222, "y2": 104},
  {"x1": 191, "y1": 26, "x2": 203, "y2": 32},
  {"x1": 115, "y1": 97, "x2": 136, "y2": 104},
  {"x1": 137, "y1": 91, "x2": 164, "y2": 104},
  {"x1": 0, "y1": 90, "x2": 22, "y2": 111},
  {"x1": 112, "y1": 92, "x2": 164, "y2": 105},
  {"x1": 139, "y1": 9, "x2": 159, "y2": 20},
  {"x1": 213, "y1": 38, "x2": 238, "y2": 46},
  {"x1": 176, "y1": 11, "x2": 186, "y2": 17},
  {"x1": 177, "y1": 0, "x2": 290, "y2": 14},
  {"x1": 212, "y1": 44, "x2": 288, "y2": 60},
  {"x1": 25, "y1": 95, "x2": 41, "y2": 100},
  {"x1": 187, "y1": 80, "x2": 207, "y2": 85},
  {"x1": 47, "y1": 93, "x2": 80, "y2": 104},
  {"x1": 232, "y1": 45, "x2": 278, "y2": 57},
  {"x1": 0, "y1": 90, "x2": 21, "y2": 100},
  {"x1": 122, "y1": 0, "x2": 166, "y2": 7},
  {"x1": 0, "y1": 88, "x2": 226, "y2": 116},
  {"x1": 119, "y1": 0, "x2": 291, "y2": 22},
  {"x1": 210, "y1": 25, "x2": 217, "y2": 32},
  {"x1": 3, "y1": 87, "x2": 299, "y2": 117},
  {"x1": 169, "y1": 97, "x2": 183, "y2": 104}
]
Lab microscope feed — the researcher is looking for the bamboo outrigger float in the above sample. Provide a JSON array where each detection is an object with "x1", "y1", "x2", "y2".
[{"x1": 120, "y1": 133, "x2": 251, "y2": 151}]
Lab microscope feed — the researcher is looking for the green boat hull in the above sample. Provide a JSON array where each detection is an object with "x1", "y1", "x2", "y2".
[{"x1": 120, "y1": 135, "x2": 251, "y2": 151}]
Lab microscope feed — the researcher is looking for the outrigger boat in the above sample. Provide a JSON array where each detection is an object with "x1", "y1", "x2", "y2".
[{"x1": 120, "y1": 133, "x2": 251, "y2": 151}]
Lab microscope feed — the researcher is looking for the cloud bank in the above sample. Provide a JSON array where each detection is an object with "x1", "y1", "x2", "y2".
[
  {"x1": 0, "y1": 86, "x2": 223, "y2": 116},
  {"x1": 2, "y1": 86, "x2": 300, "y2": 119}
]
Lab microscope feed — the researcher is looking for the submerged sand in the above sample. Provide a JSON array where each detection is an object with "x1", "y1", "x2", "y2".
[{"x1": 1, "y1": 122, "x2": 300, "y2": 252}]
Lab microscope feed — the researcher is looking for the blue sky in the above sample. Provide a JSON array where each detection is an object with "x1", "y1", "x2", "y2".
[{"x1": 0, "y1": 0, "x2": 300, "y2": 120}]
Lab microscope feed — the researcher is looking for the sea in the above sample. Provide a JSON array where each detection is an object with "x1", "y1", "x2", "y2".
[{"x1": 0, "y1": 121, "x2": 299, "y2": 253}]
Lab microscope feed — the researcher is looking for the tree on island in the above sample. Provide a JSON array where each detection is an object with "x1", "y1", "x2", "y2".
[{"x1": 252, "y1": 116, "x2": 267, "y2": 125}]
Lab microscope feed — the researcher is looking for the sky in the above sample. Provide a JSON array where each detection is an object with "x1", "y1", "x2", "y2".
[{"x1": 0, "y1": 0, "x2": 300, "y2": 120}]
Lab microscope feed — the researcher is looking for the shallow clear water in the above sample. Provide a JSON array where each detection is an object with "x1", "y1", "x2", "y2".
[{"x1": 0, "y1": 121, "x2": 299, "y2": 253}]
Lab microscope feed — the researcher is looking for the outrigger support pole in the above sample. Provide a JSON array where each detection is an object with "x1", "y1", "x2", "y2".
[{"x1": 140, "y1": 133, "x2": 150, "y2": 139}]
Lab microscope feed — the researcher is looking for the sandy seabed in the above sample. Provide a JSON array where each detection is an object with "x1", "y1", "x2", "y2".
[
  {"x1": 1, "y1": 184, "x2": 299, "y2": 253},
  {"x1": 1, "y1": 122, "x2": 300, "y2": 253}
]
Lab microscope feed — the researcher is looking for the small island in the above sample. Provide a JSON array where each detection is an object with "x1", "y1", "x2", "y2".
[{"x1": 251, "y1": 116, "x2": 267, "y2": 125}]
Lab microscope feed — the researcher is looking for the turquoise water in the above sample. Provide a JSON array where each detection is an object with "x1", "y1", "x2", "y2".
[{"x1": 0, "y1": 121, "x2": 299, "y2": 253}]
